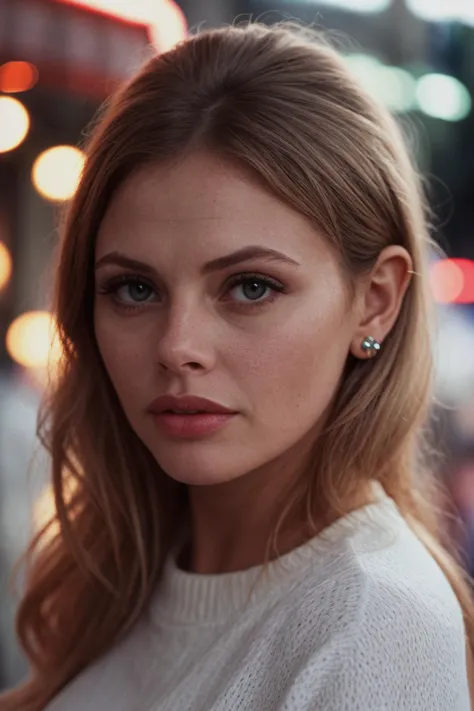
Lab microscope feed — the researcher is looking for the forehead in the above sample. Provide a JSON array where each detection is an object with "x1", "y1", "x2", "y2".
[{"x1": 96, "y1": 151, "x2": 333, "y2": 268}]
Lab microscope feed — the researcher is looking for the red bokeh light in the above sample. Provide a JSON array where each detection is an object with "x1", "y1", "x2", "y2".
[
  {"x1": 430, "y1": 259, "x2": 474, "y2": 304},
  {"x1": 0, "y1": 61, "x2": 38, "y2": 93},
  {"x1": 52, "y1": 1, "x2": 187, "y2": 52}
]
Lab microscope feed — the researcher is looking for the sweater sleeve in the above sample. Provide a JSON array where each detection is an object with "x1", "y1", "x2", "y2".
[{"x1": 281, "y1": 574, "x2": 471, "y2": 711}]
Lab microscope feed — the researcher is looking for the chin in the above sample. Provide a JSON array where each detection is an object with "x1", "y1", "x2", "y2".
[
  {"x1": 157, "y1": 461, "x2": 243, "y2": 487},
  {"x1": 166, "y1": 471, "x2": 232, "y2": 486},
  {"x1": 148, "y1": 443, "x2": 249, "y2": 487}
]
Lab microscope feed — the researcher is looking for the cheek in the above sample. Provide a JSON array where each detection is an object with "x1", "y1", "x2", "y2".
[
  {"x1": 94, "y1": 310, "x2": 152, "y2": 404},
  {"x1": 232, "y1": 301, "x2": 352, "y2": 423}
]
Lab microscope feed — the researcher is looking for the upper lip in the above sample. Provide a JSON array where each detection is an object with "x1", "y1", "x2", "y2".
[{"x1": 147, "y1": 394, "x2": 237, "y2": 414}]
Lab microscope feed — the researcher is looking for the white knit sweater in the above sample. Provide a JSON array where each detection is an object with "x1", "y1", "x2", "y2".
[{"x1": 46, "y1": 482, "x2": 471, "y2": 710}]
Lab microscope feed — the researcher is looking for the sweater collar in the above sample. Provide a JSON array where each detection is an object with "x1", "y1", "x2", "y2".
[{"x1": 149, "y1": 480, "x2": 401, "y2": 626}]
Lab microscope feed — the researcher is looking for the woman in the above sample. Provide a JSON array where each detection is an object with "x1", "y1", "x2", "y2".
[{"x1": 3, "y1": 21, "x2": 474, "y2": 711}]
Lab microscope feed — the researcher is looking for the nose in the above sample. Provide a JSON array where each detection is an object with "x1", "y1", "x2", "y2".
[{"x1": 154, "y1": 302, "x2": 215, "y2": 375}]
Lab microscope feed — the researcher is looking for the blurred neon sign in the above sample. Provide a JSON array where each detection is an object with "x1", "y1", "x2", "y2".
[{"x1": 55, "y1": 1, "x2": 187, "y2": 51}]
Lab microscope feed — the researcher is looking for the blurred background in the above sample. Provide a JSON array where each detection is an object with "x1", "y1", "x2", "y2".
[{"x1": 0, "y1": 0, "x2": 473, "y2": 690}]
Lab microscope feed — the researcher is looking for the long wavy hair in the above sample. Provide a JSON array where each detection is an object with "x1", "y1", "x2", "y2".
[{"x1": 3, "y1": 22, "x2": 474, "y2": 710}]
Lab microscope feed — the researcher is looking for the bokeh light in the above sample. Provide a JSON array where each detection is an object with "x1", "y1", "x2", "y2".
[
  {"x1": 345, "y1": 54, "x2": 416, "y2": 112},
  {"x1": 33, "y1": 484, "x2": 59, "y2": 540},
  {"x1": 384, "y1": 67, "x2": 417, "y2": 112},
  {"x1": 0, "y1": 61, "x2": 38, "y2": 93},
  {"x1": 0, "y1": 96, "x2": 30, "y2": 153},
  {"x1": 430, "y1": 259, "x2": 474, "y2": 304},
  {"x1": 0, "y1": 241, "x2": 12, "y2": 291},
  {"x1": 406, "y1": 0, "x2": 474, "y2": 26},
  {"x1": 58, "y1": 0, "x2": 187, "y2": 52},
  {"x1": 5, "y1": 311, "x2": 61, "y2": 369},
  {"x1": 320, "y1": 0, "x2": 392, "y2": 11},
  {"x1": 346, "y1": 58, "x2": 473, "y2": 121},
  {"x1": 32, "y1": 146, "x2": 86, "y2": 202},
  {"x1": 416, "y1": 74, "x2": 472, "y2": 122}
]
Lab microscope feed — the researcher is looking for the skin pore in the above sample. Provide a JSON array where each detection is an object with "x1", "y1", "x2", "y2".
[{"x1": 94, "y1": 151, "x2": 412, "y2": 575}]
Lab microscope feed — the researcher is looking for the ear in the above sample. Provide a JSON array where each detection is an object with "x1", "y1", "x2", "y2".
[{"x1": 350, "y1": 246, "x2": 413, "y2": 359}]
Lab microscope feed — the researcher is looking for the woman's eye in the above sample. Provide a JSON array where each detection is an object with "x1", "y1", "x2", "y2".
[
  {"x1": 98, "y1": 273, "x2": 286, "y2": 311},
  {"x1": 226, "y1": 274, "x2": 286, "y2": 306},
  {"x1": 231, "y1": 278, "x2": 270, "y2": 302},
  {"x1": 116, "y1": 280, "x2": 155, "y2": 303},
  {"x1": 99, "y1": 277, "x2": 157, "y2": 306}
]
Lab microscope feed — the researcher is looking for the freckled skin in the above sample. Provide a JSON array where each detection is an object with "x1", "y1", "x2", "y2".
[{"x1": 94, "y1": 152, "x2": 359, "y2": 490}]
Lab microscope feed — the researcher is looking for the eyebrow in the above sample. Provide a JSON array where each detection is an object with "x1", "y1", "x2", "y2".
[{"x1": 94, "y1": 246, "x2": 301, "y2": 275}]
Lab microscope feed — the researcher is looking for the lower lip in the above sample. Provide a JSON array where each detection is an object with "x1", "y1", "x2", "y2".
[{"x1": 152, "y1": 412, "x2": 237, "y2": 438}]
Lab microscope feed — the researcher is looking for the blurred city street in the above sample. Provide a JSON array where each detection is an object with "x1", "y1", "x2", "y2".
[{"x1": 1, "y1": 0, "x2": 474, "y2": 691}]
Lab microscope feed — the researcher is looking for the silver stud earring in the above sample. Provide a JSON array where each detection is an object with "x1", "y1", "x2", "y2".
[{"x1": 360, "y1": 336, "x2": 381, "y2": 358}]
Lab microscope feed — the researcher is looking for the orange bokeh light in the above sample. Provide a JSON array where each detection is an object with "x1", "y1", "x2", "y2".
[
  {"x1": 0, "y1": 241, "x2": 12, "y2": 291},
  {"x1": 34, "y1": 484, "x2": 59, "y2": 540},
  {"x1": 6, "y1": 311, "x2": 62, "y2": 369},
  {"x1": 0, "y1": 61, "x2": 38, "y2": 93},
  {"x1": 32, "y1": 145, "x2": 86, "y2": 202},
  {"x1": 0, "y1": 96, "x2": 30, "y2": 153}
]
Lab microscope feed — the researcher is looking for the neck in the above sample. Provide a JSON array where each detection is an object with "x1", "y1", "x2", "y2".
[
  {"x1": 182, "y1": 447, "x2": 314, "y2": 574},
  {"x1": 182, "y1": 468, "x2": 376, "y2": 575}
]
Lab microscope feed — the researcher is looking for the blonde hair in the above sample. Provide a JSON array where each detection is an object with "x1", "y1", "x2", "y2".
[{"x1": 3, "y1": 22, "x2": 473, "y2": 710}]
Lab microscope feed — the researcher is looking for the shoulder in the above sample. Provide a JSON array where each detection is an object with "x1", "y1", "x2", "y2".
[
  {"x1": 287, "y1": 511, "x2": 466, "y2": 652},
  {"x1": 290, "y1": 497, "x2": 465, "y2": 631},
  {"x1": 272, "y1": 517, "x2": 470, "y2": 709}
]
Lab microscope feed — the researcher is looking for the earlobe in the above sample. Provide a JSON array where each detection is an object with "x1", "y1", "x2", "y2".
[
  {"x1": 351, "y1": 335, "x2": 382, "y2": 360},
  {"x1": 350, "y1": 246, "x2": 412, "y2": 359}
]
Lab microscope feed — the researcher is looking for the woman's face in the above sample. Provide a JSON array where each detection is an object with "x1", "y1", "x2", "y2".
[{"x1": 94, "y1": 152, "x2": 361, "y2": 486}]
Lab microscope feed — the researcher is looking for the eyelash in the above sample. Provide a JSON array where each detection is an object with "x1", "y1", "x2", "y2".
[{"x1": 97, "y1": 272, "x2": 288, "y2": 312}]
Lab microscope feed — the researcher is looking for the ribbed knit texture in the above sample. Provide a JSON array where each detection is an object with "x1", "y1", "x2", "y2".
[{"x1": 46, "y1": 481, "x2": 470, "y2": 710}]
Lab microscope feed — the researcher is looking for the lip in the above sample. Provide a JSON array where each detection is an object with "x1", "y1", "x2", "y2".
[
  {"x1": 147, "y1": 394, "x2": 237, "y2": 415},
  {"x1": 147, "y1": 395, "x2": 238, "y2": 439},
  {"x1": 151, "y1": 412, "x2": 236, "y2": 438}
]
